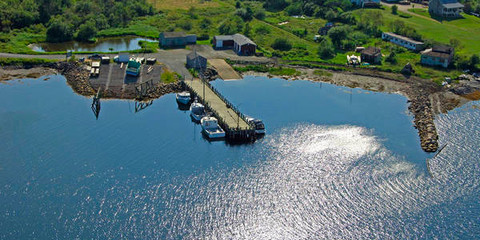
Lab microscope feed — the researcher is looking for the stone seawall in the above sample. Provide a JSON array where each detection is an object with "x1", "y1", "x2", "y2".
[{"x1": 408, "y1": 95, "x2": 438, "y2": 152}]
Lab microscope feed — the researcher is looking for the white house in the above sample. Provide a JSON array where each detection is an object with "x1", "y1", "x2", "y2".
[
  {"x1": 429, "y1": 0, "x2": 464, "y2": 18},
  {"x1": 382, "y1": 32, "x2": 425, "y2": 51}
]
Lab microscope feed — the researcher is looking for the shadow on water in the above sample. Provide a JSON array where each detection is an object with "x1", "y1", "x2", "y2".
[
  {"x1": 91, "y1": 90, "x2": 101, "y2": 120},
  {"x1": 177, "y1": 102, "x2": 191, "y2": 111},
  {"x1": 134, "y1": 100, "x2": 154, "y2": 113}
]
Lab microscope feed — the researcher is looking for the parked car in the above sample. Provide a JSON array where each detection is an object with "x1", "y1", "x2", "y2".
[{"x1": 88, "y1": 54, "x2": 102, "y2": 60}]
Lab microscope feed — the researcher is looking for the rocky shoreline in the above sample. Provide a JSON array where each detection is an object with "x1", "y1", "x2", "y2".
[{"x1": 235, "y1": 62, "x2": 479, "y2": 153}]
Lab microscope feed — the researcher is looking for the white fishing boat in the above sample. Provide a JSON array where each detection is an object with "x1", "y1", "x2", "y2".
[
  {"x1": 246, "y1": 117, "x2": 266, "y2": 135},
  {"x1": 190, "y1": 100, "x2": 206, "y2": 122},
  {"x1": 201, "y1": 116, "x2": 225, "y2": 139},
  {"x1": 176, "y1": 91, "x2": 191, "y2": 105}
]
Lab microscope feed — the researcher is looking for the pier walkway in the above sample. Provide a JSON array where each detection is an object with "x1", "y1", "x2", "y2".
[{"x1": 183, "y1": 78, "x2": 255, "y2": 141}]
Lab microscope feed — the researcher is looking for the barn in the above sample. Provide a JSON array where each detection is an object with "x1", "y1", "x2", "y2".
[
  {"x1": 159, "y1": 32, "x2": 197, "y2": 47},
  {"x1": 212, "y1": 34, "x2": 256, "y2": 56},
  {"x1": 212, "y1": 35, "x2": 234, "y2": 49},
  {"x1": 232, "y1": 34, "x2": 257, "y2": 56}
]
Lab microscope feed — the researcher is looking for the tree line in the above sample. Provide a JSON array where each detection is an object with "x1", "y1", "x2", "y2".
[{"x1": 0, "y1": 0, "x2": 154, "y2": 42}]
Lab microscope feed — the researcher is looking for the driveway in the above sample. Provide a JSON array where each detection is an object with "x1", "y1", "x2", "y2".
[{"x1": 380, "y1": 2, "x2": 439, "y2": 23}]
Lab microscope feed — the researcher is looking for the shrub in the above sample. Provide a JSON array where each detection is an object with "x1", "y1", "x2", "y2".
[
  {"x1": 219, "y1": 17, "x2": 244, "y2": 35},
  {"x1": 255, "y1": 25, "x2": 271, "y2": 35},
  {"x1": 263, "y1": 0, "x2": 288, "y2": 11},
  {"x1": 254, "y1": 9, "x2": 266, "y2": 20},
  {"x1": 386, "y1": 51, "x2": 397, "y2": 64},
  {"x1": 271, "y1": 38, "x2": 292, "y2": 51},
  {"x1": 198, "y1": 33, "x2": 209, "y2": 41},
  {"x1": 176, "y1": 20, "x2": 192, "y2": 31},
  {"x1": 328, "y1": 26, "x2": 351, "y2": 48},
  {"x1": 286, "y1": 3, "x2": 302, "y2": 16},
  {"x1": 292, "y1": 28, "x2": 308, "y2": 38},
  {"x1": 76, "y1": 20, "x2": 96, "y2": 42},
  {"x1": 199, "y1": 18, "x2": 212, "y2": 29},
  {"x1": 46, "y1": 18, "x2": 73, "y2": 42},
  {"x1": 317, "y1": 39, "x2": 336, "y2": 59},
  {"x1": 392, "y1": 5, "x2": 398, "y2": 15},
  {"x1": 235, "y1": 7, "x2": 253, "y2": 21}
]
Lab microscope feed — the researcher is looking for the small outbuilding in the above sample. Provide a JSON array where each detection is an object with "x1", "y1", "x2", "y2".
[
  {"x1": 186, "y1": 51, "x2": 207, "y2": 70},
  {"x1": 159, "y1": 32, "x2": 197, "y2": 47},
  {"x1": 361, "y1": 46, "x2": 382, "y2": 64}
]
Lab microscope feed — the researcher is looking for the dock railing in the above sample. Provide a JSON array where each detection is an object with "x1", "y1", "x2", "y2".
[{"x1": 181, "y1": 79, "x2": 256, "y2": 132}]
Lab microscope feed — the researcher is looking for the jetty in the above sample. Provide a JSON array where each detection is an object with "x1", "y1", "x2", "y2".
[{"x1": 183, "y1": 78, "x2": 256, "y2": 142}]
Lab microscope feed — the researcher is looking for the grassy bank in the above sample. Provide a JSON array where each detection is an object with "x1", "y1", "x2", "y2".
[
  {"x1": 234, "y1": 64, "x2": 301, "y2": 76},
  {"x1": 0, "y1": 57, "x2": 57, "y2": 66}
]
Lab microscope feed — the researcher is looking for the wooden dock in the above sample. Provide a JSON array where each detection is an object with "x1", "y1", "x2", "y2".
[{"x1": 183, "y1": 78, "x2": 256, "y2": 142}]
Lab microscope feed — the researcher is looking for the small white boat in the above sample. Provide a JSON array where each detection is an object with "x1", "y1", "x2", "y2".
[
  {"x1": 176, "y1": 91, "x2": 191, "y2": 105},
  {"x1": 190, "y1": 100, "x2": 206, "y2": 122},
  {"x1": 201, "y1": 116, "x2": 226, "y2": 139},
  {"x1": 246, "y1": 117, "x2": 266, "y2": 135}
]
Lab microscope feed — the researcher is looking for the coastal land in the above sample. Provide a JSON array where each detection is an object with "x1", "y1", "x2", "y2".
[{"x1": 2, "y1": 50, "x2": 479, "y2": 152}]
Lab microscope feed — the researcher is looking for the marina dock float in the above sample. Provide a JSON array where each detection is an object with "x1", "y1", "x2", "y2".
[{"x1": 183, "y1": 78, "x2": 256, "y2": 142}]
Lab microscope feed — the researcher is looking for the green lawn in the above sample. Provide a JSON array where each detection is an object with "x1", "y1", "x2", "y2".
[{"x1": 368, "y1": 7, "x2": 480, "y2": 54}]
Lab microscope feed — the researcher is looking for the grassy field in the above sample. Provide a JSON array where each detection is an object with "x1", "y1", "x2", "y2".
[
  {"x1": 0, "y1": 57, "x2": 57, "y2": 66},
  {"x1": 146, "y1": 0, "x2": 221, "y2": 10},
  {"x1": 373, "y1": 7, "x2": 480, "y2": 54}
]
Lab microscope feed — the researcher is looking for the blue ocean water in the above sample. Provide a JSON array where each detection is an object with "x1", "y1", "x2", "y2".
[{"x1": 0, "y1": 75, "x2": 479, "y2": 239}]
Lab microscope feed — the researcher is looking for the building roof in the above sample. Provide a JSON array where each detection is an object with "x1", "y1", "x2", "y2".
[
  {"x1": 442, "y1": 2, "x2": 464, "y2": 8},
  {"x1": 432, "y1": 45, "x2": 454, "y2": 54},
  {"x1": 441, "y1": 0, "x2": 459, "y2": 4},
  {"x1": 187, "y1": 51, "x2": 206, "y2": 61},
  {"x1": 214, "y1": 35, "x2": 234, "y2": 41},
  {"x1": 361, "y1": 46, "x2": 381, "y2": 56},
  {"x1": 383, "y1": 32, "x2": 424, "y2": 45},
  {"x1": 232, "y1": 34, "x2": 256, "y2": 46},
  {"x1": 162, "y1": 32, "x2": 187, "y2": 38},
  {"x1": 421, "y1": 48, "x2": 452, "y2": 59}
]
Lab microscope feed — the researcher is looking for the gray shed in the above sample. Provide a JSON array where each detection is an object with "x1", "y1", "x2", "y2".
[{"x1": 186, "y1": 51, "x2": 207, "y2": 70}]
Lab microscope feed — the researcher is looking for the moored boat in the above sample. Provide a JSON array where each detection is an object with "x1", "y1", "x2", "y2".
[
  {"x1": 190, "y1": 99, "x2": 206, "y2": 122},
  {"x1": 201, "y1": 116, "x2": 225, "y2": 139},
  {"x1": 246, "y1": 117, "x2": 266, "y2": 135},
  {"x1": 176, "y1": 91, "x2": 191, "y2": 105}
]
